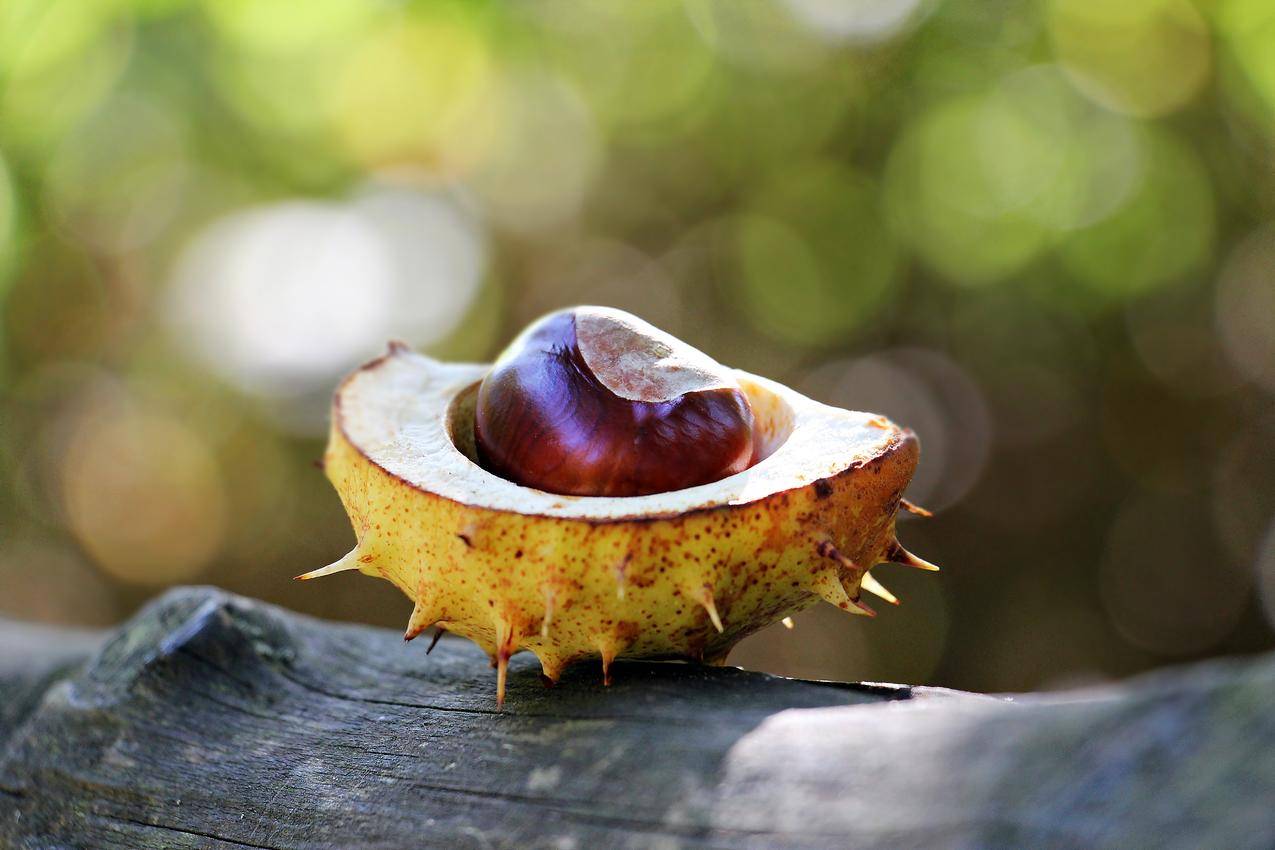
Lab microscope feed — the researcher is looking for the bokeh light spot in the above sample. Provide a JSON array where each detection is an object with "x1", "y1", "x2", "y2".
[
  {"x1": 171, "y1": 201, "x2": 394, "y2": 396},
  {"x1": 202, "y1": 0, "x2": 375, "y2": 55},
  {"x1": 211, "y1": 46, "x2": 348, "y2": 150},
  {"x1": 1100, "y1": 493, "x2": 1250, "y2": 656},
  {"x1": 469, "y1": 72, "x2": 601, "y2": 233},
  {"x1": 779, "y1": 0, "x2": 931, "y2": 45},
  {"x1": 46, "y1": 95, "x2": 189, "y2": 252},
  {"x1": 351, "y1": 183, "x2": 488, "y2": 350},
  {"x1": 993, "y1": 66, "x2": 1143, "y2": 232},
  {"x1": 732, "y1": 162, "x2": 900, "y2": 345},
  {"x1": 703, "y1": 66, "x2": 854, "y2": 185},
  {"x1": 0, "y1": 0, "x2": 117, "y2": 78},
  {"x1": 1127, "y1": 284, "x2": 1245, "y2": 400},
  {"x1": 947, "y1": 294, "x2": 1093, "y2": 449},
  {"x1": 1218, "y1": 0, "x2": 1275, "y2": 129},
  {"x1": 887, "y1": 67, "x2": 1151, "y2": 290},
  {"x1": 1058, "y1": 128, "x2": 1214, "y2": 299},
  {"x1": 1216, "y1": 224, "x2": 1275, "y2": 394},
  {"x1": 3, "y1": 242, "x2": 112, "y2": 364},
  {"x1": 685, "y1": 0, "x2": 828, "y2": 73},
  {"x1": 0, "y1": 538, "x2": 118, "y2": 626},
  {"x1": 61, "y1": 397, "x2": 227, "y2": 585},
  {"x1": 590, "y1": 1, "x2": 716, "y2": 131},
  {"x1": 801, "y1": 349, "x2": 991, "y2": 512},
  {"x1": 0, "y1": 4, "x2": 133, "y2": 151},
  {"x1": 333, "y1": 16, "x2": 494, "y2": 171},
  {"x1": 885, "y1": 94, "x2": 1049, "y2": 286},
  {"x1": 1211, "y1": 415, "x2": 1275, "y2": 566},
  {"x1": 1050, "y1": 0, "x2": 1211, "y2": 117},
  {"x1": 166, "y1": 183, "x2": 487, "y2": 425},
  {"x1": 518, "y1": 239, "x2": 686, "y2": 341}
]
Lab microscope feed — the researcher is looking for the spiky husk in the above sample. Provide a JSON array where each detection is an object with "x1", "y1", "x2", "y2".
[{"x1": 301, "y1": 347, "x2": 936, "y2": 705}]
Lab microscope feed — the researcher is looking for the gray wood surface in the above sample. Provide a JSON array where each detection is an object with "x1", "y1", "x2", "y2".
[{"x1": 2, "y1": 586, "x2": 1272, "y2": 849}]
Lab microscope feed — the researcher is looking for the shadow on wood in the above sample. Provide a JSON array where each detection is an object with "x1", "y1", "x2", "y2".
[{"x1": 2, "y1": 587, "x2": 1272, "y2": 849}]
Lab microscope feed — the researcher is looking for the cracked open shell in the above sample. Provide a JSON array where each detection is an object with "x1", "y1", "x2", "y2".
[{"x1": 300, "y1": 342, "x2": 937, "y2": 704}]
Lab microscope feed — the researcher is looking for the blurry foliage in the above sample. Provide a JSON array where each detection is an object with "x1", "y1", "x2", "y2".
[{"x1": 1, "y1": 0, "x2": 1274, "y2": 692}]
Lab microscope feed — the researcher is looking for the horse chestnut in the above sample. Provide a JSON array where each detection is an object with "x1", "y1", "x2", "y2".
[{"x1": 473, "y1": 306, "x2": 755, "y2": 497}]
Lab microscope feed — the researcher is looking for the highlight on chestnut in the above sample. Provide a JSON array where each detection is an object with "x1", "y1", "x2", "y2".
[{"x1": 299, "y1": 305, "x2": 937, "y2": 706}]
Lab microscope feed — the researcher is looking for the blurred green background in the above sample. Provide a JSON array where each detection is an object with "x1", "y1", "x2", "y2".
[{"x1": 2, "y1": 0, "x2": 1274, "y2": 693}]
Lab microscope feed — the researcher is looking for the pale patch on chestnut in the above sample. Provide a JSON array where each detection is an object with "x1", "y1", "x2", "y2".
[{"x1": 574, "y1": 307, "x2": 738, "y2": 402}]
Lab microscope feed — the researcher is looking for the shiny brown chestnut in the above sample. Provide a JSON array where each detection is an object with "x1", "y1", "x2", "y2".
[{"x1": 473, "y1": 306, "x2": 756, "y2": 497}]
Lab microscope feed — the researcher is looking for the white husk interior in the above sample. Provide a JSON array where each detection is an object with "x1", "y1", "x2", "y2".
[{"x1": 337, "y1": 348, "x2": 901, "y2": 520}]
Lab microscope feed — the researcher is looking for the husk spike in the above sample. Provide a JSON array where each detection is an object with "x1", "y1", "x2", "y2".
[
  {"x1": 861, "y1": 572, "x2": 900, "y2": 606},
  {"x1": 849, "y1": 595, "x2": 877, "y2": 617},
  {"x1": 496, "y1": 654, "x2": 509, "y2": 709},
  {"x1": 899, "y1": 498, "x2": 933, "y2": 518},
  {"x1": 294, "y1": 548, "x2": 363, "y2": 581},
  {"x1": 426, "y1": 628, "x2": 445, "y2": 654},
  {"x1": 495, "y1": 620, "x2": 520, "y2": 708},
  {"x1": 816, "y1": 539, "x2": 858, "y2": 573},
  {"x1": 885, "y1": 539, "x2": 940, "y2": 571},
  {"x1": 812, "y1": 568, "x2": 848, "y2": 607},
  {"x1": 404, "y1": 577, "x2": 439, "y2": 641},
  {"x1": 403, "y1": 613, "x2": 431, "y2": 642},
  {"x1": 537, "y1": 651, "x2": 565, "y2": 684},
  {"x1": 699, "y1": 587, "x2": 725, "y2": 633},
  {"x1": 599, "y1": 644, "x2": 616, "y2": 687}
]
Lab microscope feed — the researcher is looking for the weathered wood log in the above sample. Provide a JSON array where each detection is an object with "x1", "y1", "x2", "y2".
[{"x1": 2, "y1": 586, "x2": 1272, "y2": 849}]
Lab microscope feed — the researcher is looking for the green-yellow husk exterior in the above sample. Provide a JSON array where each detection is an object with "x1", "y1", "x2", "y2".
[{"x1": 304, "y1": 347, "x2": 936, "y2": 701}]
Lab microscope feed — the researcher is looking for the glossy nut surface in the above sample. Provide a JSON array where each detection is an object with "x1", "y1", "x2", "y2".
[{"x1": 474, "y1": 306, "x2": 755, "y2": 497}]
